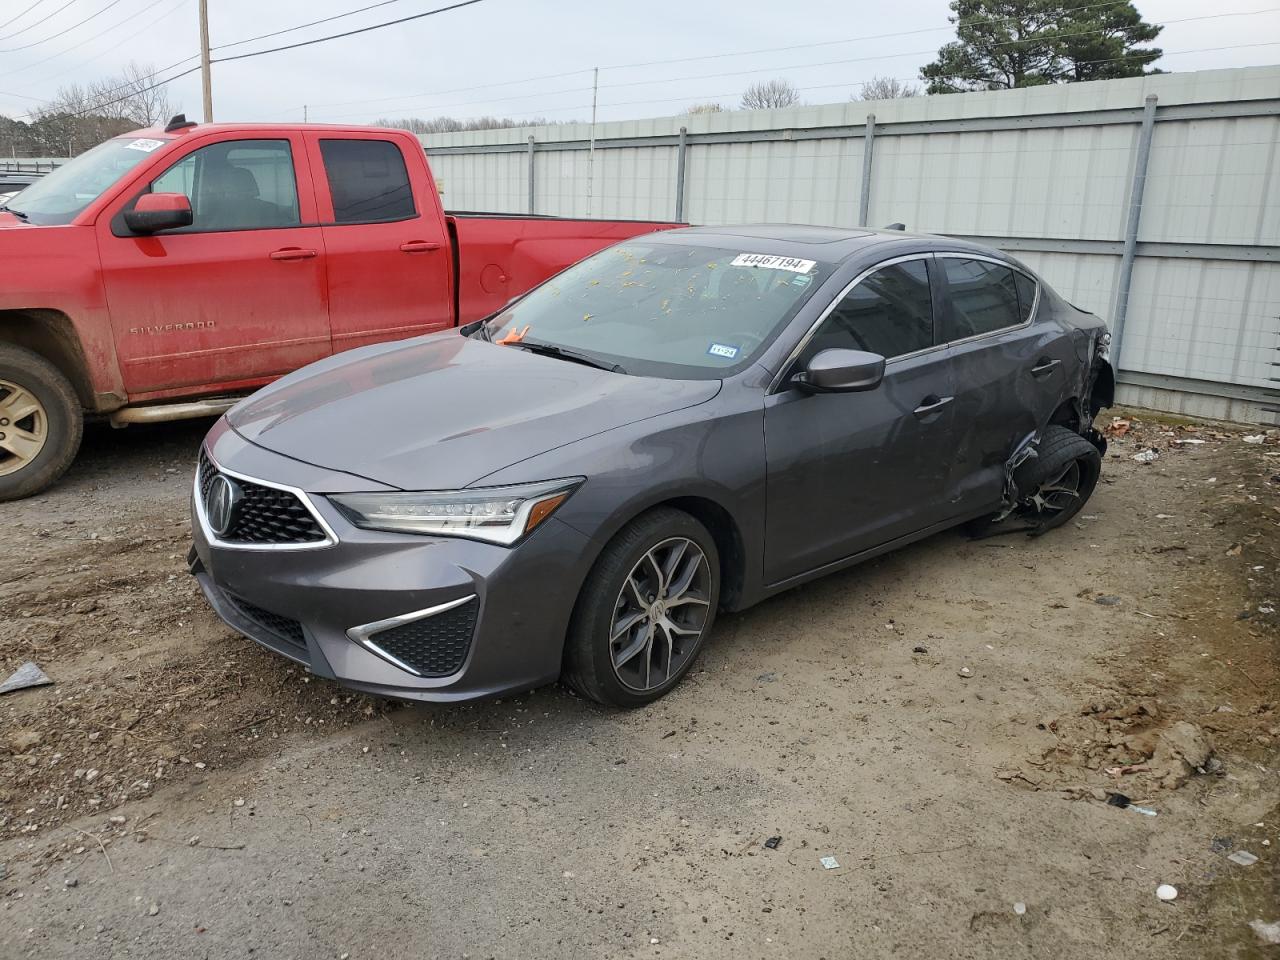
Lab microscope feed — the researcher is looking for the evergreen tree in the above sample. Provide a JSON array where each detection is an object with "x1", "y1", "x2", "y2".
[{"x1": 921, "y1": 0, "x2": 1162, "y2": 93}]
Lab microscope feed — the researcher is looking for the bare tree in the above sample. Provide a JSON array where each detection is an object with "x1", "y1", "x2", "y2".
[
  {"x1": 855, "y1": 76, "x2": 920, "y2": 101},
  {"x1": 43, "y1": 61, "x2": 174, "y2": 129},
  {"x1": 375, "y1": 115, "x2": 555, "y2": 133},
  {"x1": 683, "y1": 102, "x2": 725, "y2": 114},
  {"x1": 90, "y1": 61, "x2": 175, "y2": 127},
  {"x1": 740, "y1": 79, "x2": 800, "y2": 110}
]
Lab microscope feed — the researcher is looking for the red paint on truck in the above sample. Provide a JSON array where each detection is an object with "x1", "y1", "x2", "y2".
[{"x1": 0, "y1": 122, "x2": 676, "y2": 499}]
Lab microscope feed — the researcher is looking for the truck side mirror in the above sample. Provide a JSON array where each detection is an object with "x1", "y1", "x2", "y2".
[{"x1": 124, "y1": 192, "x2": 193, "y2": 234}]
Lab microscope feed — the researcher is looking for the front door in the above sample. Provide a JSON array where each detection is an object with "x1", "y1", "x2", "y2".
[
  {"x1": 98, "y1": 135, "x2": 331, "y2": 397},
  {"x1": 304, "y1": 133, "x2": 453, "y2": 352},
  {"x1": 764, "y1": 257, "x2": 956, "y2": 584}
]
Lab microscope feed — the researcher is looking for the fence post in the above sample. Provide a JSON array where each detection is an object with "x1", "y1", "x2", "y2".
[
  {"x1": 857, "y1": 113, "x2": 876, "y2": 227},
  {"x1": 527, "y1": 135, "x2": 536, "y2": 215},
  {"x1": 1111, "y1": 94, "x2": 1158, "y2": 368},
  {"x1": 675, "y1": 126, "x2": 688, "y2": 221}
]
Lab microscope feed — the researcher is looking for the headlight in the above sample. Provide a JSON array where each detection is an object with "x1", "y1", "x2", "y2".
[{"x1": 328, "y1": 478, "x2": 583, "y2": 545}]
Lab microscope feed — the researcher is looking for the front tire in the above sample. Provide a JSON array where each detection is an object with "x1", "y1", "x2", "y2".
[
  {"x1": 564, "y1": 508, "x2": 720, "y2": 708},
  {"x1": 0, "y1": 343, "x2": 83, "y2": 502}
]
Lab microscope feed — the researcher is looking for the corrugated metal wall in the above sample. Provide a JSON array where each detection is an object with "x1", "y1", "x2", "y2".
[{"x1": 424, "y1": 66, "x2": 1280, "y2": 424}]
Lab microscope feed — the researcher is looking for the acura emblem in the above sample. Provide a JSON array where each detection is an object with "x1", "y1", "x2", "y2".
[{"x1": 205, "y1": 474, "x2": 243, "y2": 537}]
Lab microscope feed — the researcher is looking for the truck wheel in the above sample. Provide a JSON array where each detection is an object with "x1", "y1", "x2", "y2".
[
  {"x1": 0, "y1": 344, "x2": 83, "y2": 502},
  {"x1": 563, "y1": 507, "x2": 720, "y2": 708}
]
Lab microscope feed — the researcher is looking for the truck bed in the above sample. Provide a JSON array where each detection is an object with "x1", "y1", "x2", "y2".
[{"x1": 446, "y1": 212, "x2": 680, "y2": 325}]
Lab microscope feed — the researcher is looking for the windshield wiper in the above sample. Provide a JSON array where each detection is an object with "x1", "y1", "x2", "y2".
[
  {"x1": 0, "y1": 205, "x2": 28, "y2": 221},
  {"x1": 507, "y1": 340, "x2": 626, "y2": 374}
]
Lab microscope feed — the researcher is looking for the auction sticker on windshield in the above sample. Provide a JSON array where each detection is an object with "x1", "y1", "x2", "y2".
[
  {"x1": 124, "y1": 138, "x2": 165, "y2": 153},
  {"x1": 730, "y1": 253, "x2": 816, "y2": 273}
]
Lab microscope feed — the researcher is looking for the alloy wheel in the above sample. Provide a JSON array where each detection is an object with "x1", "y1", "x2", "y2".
[
  {"x1": 0, "y1": 379, "x2": 48, "y2": 477},
  {"x1": 1023, "y1": 460, "x2": 1081, "y2": 516},
  {"x1": 609, "y1": 536, "x2": 712, "y2": 692}
]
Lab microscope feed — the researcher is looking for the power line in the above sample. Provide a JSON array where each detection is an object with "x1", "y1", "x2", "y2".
[
  {"x1": 211, "y1": 0, "x2": 416, "y2": 52},
  {"x1": 0, "y1": 0, "x2": 133, "y2": 53},
  {"x1": 0, "y1": 0, "x2": 79, "y2": 42},
  {"x1": 297, "y1": 0, "x2": 1143, "y2": 112},
  {"x1": 0, "y1": 0, "x2": 54, "y2": 34},
  {"x1": 213, "y1": 0, "x2": 488, "y2": 63},
  {"x1": 368, "y1": 41, "x2": 1280, "y2": 123},
  {"x1": 306, "y1": 8, "x2": 1275, "y2": 122},
  {"x1": 0, "y1": 0, "x2": 186, "y2": 82}
]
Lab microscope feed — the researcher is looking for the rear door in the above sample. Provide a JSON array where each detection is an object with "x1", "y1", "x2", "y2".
[
  {"x1": 98, "y1": 134, "x2": 330, "y2": 396},
  {"x1": 937, "y1": 255, "x2": 1069, "y2": 511},
  {"x1": 304, "y1": 133, "x2": 453, "y2": 351},
  {"x1": 763, "y1": 255, "x2": 956, "y2": 584}
]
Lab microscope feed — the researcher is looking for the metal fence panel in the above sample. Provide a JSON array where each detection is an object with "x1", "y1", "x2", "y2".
[{"x1": 422, "y1": 65, "x2": 1280, "y2": 423}]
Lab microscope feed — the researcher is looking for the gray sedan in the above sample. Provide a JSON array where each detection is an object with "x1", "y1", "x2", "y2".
[{"x1": 189, "y1": 225, "x2": 1114, "y2": 707}]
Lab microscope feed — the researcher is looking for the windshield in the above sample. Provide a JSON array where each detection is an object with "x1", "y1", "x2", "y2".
[
  {"x1": 484, "y1": 241, "x2": 834, "y2": 379},
  {"x1": 6, "y1": 135, "x2": 170, "y2": 225}
]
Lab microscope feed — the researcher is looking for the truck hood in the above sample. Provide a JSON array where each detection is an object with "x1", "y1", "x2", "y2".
[{"x1": 228, "y1": 332, "x2": 721, "y2": 490}]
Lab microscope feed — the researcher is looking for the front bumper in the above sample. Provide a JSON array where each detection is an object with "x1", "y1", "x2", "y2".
[{"x1": 189, "y1": 420, "x2": 597, "y2": 702}]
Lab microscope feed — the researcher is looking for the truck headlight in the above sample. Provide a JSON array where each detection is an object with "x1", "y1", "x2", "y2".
[{"x1": 328, "y1": 479, "x2": 583, "y2": 545}]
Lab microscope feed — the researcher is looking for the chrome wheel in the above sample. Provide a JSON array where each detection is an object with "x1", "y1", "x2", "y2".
[
  {"x1": 1023, "y1": 460, "x2": 1081, "y2": 515},
  {"x1": 609, "y1": 536, "x2": 712, "y2": 692},
  {"x1": 0, "y1": 378, "x2": 48, "y2": 477}
]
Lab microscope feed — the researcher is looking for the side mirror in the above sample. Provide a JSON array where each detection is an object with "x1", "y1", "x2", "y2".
[
  {"x1": 124, "y1": 192, "x2": 193, "y2": 234},
  {"x1": 793, "y1": 348, "x2": 886, "y2": 393}
]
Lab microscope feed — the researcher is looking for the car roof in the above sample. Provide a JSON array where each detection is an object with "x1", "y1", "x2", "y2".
[{"x1": 653, "y1": 223, "x2": 1012, "y2": 265}]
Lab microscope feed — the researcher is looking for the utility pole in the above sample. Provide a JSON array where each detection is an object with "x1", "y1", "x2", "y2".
[
  {"x1": 303, "y1": 105, "x2": 308, "y2": 123},
  {"x1": 586, "y1": 66, "x2": 598, "y2": 218},
  {"x1": 199, "y1": 0, "x2": 213, "y2": 122}
]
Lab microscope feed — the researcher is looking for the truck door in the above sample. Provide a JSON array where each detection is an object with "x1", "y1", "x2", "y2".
[
  {"x1": 304, "y1": 132, "x2": 453, "y2": 352},
  {"x1": 97, "y1": 134, "x2": 330, "y2": 396}
]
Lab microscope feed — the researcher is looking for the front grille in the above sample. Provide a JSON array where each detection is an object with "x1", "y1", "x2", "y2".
[
  {"x1": 226, "y1": 593, "x2": 307, "y2": 651},
  {"x1": 366, "y1": 598, "x2": 478, "y2": 677},
  {"x1": 197, "y1": 451, "x2": 217, "y2": 500},
  {"x1": 198, "y1": 451, "x2": 327, "y2": 545}
]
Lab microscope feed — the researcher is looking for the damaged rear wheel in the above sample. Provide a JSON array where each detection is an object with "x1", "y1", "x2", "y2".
[{"x1": 967, "y1": 425, "x2": 1102, "y2": 538}]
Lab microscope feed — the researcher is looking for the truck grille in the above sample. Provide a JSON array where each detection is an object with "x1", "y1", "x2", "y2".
[
  {"x1": 365, "y1": 598, "x2": 478, "y2": 677},
  {"x1": 226, "y1": 593, "x2": 307, "y2": 651},
  {"x1": 198, "y1": 451, "x2": 328, "y2": 546}
]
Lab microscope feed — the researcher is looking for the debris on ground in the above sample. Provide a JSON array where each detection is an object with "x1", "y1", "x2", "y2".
[
  {"x1": 1242, "y1": 435, "x2": 1265, "y2": 444},
  {"x1": 0, "y1": 661, "x2": 53, "y2": 695},
  {"x1": 1156, "y1": 884, "x2": 1178, "y2": 901},
  {"x1": 820, "y1": 856, "x2": 839, "y2": 870},
  {"x1": 764, "y1": 836, "x2": 782, "y2": 849},
  {"x1": 1013, "y1": 901, "x2": 1027, "y2": 916},
  {"x1": 1250, "y1": 920, "x2": 1280, "y2": 945},
  {"x1": 1132, "y1": 448, "x2": 1160, "y2": 463},
  {"x1": 1226, "y1": 850, "x2": 1259, "y2": 867},
  {"x1": 1000, "y1": 702, "x2": 1218, "y2": 796}
]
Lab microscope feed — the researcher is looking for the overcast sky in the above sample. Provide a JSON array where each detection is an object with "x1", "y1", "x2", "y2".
[{"x1": 1, "y1": 0, "x2": 1277, "y2": 125}]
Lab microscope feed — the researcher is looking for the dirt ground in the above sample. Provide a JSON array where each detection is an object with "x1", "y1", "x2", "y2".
[{"x1": 1, "y1": 412, "x2": 1277, "y2": 959}]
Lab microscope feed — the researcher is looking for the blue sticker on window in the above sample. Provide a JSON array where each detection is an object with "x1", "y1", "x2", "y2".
[{"x1": 707, "y1": 342, "x2": 739, "y2": 359}]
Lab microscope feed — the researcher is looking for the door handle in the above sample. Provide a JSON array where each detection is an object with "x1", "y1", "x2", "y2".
[
  {"x1": 913, "y1": 395, "x2": 953, "y2": 417},
  {"x1": 269, "y1": 247, "x2": 317, "y2": 261},
  {"x1": 1030, "y1": 357, "x2": 1061, "y2": 378},
  {"x1": 400, "y1": 240, "x2": 442, "y2": 253}
]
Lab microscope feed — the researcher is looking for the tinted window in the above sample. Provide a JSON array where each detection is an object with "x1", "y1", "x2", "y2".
[
  {"x1": 320, "y1": 139, "x2": 415, "y2": 223},
  {"x1": 149, "y1": 139, "x2": 299, "y2": 232},
  {"x1": 803, "y1": 260, "x2": 934, "y2": 361},
  {"x1": 942, "y1": 258, "x2": 1021, "y2": 340},
  {"x1": 1014, "y1": 270, "x2": 1038, "y2": 323}
]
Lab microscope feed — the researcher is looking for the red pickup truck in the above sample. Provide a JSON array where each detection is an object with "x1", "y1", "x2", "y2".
[{"x1": 0, "y1": 118, "x2": 674, "y2": 500}]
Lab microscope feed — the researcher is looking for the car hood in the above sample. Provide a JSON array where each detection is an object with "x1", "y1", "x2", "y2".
[{"x1": 228, "y1": 333, "x2": 721, "y2": 490}]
